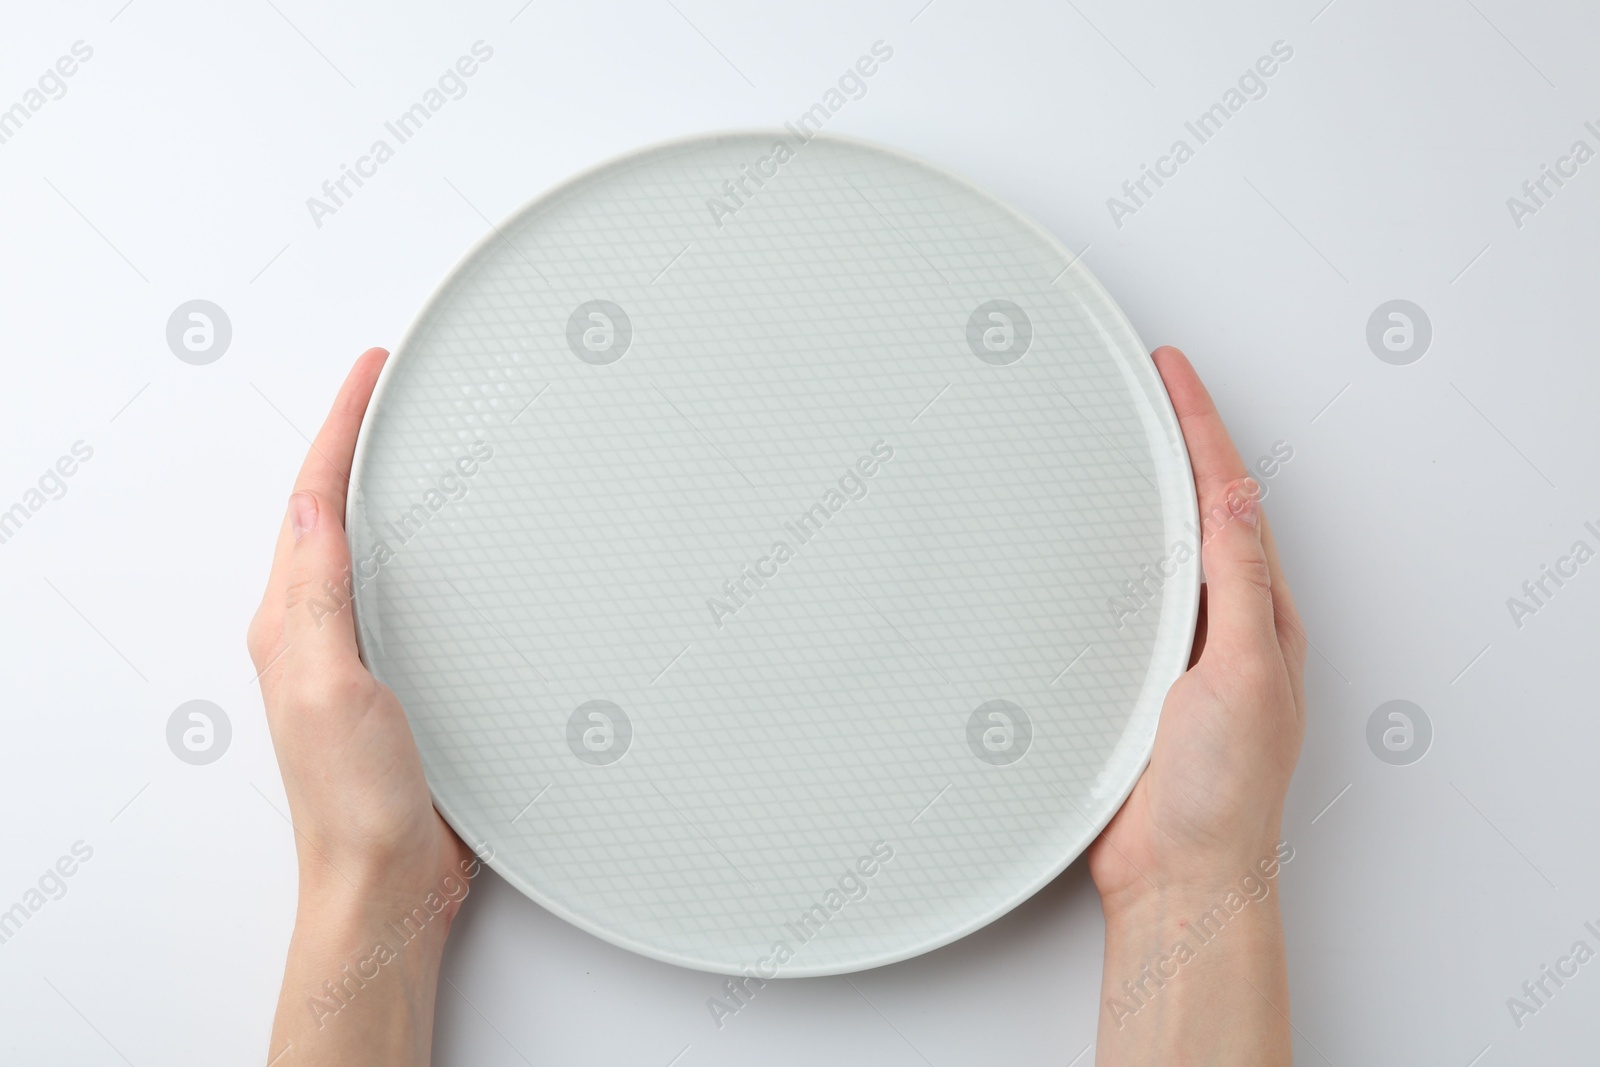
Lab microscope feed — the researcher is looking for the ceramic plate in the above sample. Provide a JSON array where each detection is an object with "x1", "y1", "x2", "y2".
[{"x1": 347, "y1": 131, "x2": 1199, "y2": 977}]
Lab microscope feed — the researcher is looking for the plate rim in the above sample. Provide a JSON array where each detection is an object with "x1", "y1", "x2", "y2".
[{"x1": 346, "y1": 127, "x2": 1201, "y2": 977}]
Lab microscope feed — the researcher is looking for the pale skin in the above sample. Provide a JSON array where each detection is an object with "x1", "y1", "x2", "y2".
[
  {"x1": 1089, "y1": 347, "x2": 1307, "y2": 1065},
  {"x1": 249, "y1": 345, "x2": 1304, "y2": 1066}
]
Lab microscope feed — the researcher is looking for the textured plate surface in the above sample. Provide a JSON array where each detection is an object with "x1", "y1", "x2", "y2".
[{"x1": 347, "y1": 131, "x2": 1199, "y2": 977}]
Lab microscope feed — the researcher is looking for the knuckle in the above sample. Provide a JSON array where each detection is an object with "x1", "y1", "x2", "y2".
[
  {"x1": 284, "y1": 565, "x2": 352, "y2": 626},
  {"x1": 285, "y1": 574, "x2": 333, "y2": 619},
  {"x1": 1245, "y1": 558, "x2": 1274, "y2": 596},
  {"x1": 1227, "y1": 552, "x2": 1274, "y2": 599},
  {"x1": 284, "y1": 570, "x2": 318, "y2": 612}
]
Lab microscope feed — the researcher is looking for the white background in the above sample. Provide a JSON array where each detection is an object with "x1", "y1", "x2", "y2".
[{"x1": 2, "y1": 1, "x2": 1597, "y2": 1064}]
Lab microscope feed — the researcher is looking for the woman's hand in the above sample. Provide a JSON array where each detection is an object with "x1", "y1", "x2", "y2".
[
  {"x1": 243, "y1": 344, "x2": 1306, "y2": 1065},
  {"x1": 248, "y1": 348, "x2": 473, "y2": 1067},
  {"x1": 1089, "y1": 347, "x2": 1308, "y2": 1064}
]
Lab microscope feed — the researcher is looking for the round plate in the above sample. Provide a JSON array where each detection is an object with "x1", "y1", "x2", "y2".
[{"x1": 347, "y1": 131, "x2": 1199, "y2": 977}]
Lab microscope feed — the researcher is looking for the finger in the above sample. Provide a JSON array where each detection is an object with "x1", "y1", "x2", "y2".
[
  {"x1": 1153, "y1": 346, "x2": 1248, "y2": 507},
  {"x1": 246, "y1": 506, "x2": 296, "y2": 677},
  {"x1": 1152, "y1": 347, "x2": 1279, "y2": 659},
  {"x1": 250, "y1": 350, "x2": 389, "y2": 681},
  {"x1": 1259, "y1": 512, "x2": 1307, "y2": 707},
  {"x1": 282, "y1": 489, "x2": 362, "y2": 678},
  {"x1": 1258, "y1": 511, "x2": 1300, "y2": 634},
  {"x1": 278, "y1": 348, "x2": 389, "y2": 679},
  {"x1": 293, "y1": 346, "x2": 390, "y2": 520},
  {"x1": 252, "y1": 349, "x2": 388, "y2": 666}
]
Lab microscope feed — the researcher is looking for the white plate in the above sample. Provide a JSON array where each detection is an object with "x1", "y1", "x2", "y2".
[{"x1": 347, "y1": 131, "x2": 1199, "y2": 977}]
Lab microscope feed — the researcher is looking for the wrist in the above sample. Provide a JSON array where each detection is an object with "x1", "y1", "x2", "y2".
[
  {"x1": 275, "y1": 872, "x2": 461, "y2": 1065},
  {"x1": 1095, "y1": 830, "x2": 1293, "y2": 922},
  {"x1": 284, "y1": 880, "x2": 457, "y2": 1030},
  {"x1": 292, "y1": 888, "x2": 446, "y2": 978},
  {"x1": 294, "y1": 855, "x2": 478, "y2": 963},
  {"x1": 1096, "y1": 849, "x2": 1294, "y2": 1063},
  {"x1": 295, "y1": 828, "x2": 482, "y2": 917},
  {"x1": 1101, "y1": 871, "x2": 1286, "y2": 953}
]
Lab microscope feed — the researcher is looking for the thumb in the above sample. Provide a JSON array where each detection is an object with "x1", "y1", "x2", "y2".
[
  {"x1": 282, "y1": 490, "x2": 362, "y2": 678},
  {"x1": 267, "y1": 348, "x2": 388, "y2": 689},
  {"x1": 1197, "y1": 477, "x2": 1278, "y2": 662}
]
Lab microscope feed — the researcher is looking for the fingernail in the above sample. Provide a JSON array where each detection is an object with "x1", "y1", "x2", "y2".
[{"x1": 290, "y1": 492, "x2": 318, "y2": 542}]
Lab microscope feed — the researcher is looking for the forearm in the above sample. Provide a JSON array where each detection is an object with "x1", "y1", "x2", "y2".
[
  {"x1": 1096, "y1": 882, "x2": 1291, "y2": 1065},
  {"x1": 268, "y1": 882, "x2": 455, "y2": 1066}
]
